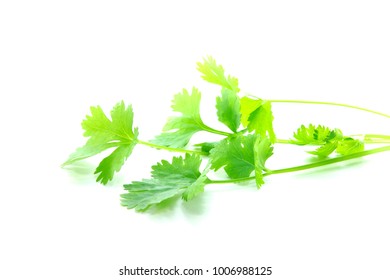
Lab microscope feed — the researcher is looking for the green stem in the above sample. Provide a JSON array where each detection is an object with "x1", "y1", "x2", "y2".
[
  {"x1": 208, "y1": 145, "x2": 390, "y2": 184},
  {"x1": 199, "y1": 123, "x2": 232, "y2": 137},
  {"x1": 349, "y1": 134, "x2": 390, "y2": 140},
  {"x1": 364, "y1": 134, "x2": 390, "y2": 139},
  {"x1": 362, "y1": 140, "x2": 390, "y2": 144},
  {"x1": 265, "y1": 145, "x2": 390, "y2": 176},
  {"x1": 276, "y1": 138, "x2": 390, "y2": 145},
  {"x1": 275, "y1": 139, "x2": 291, "y2": 144},
  {"x1": 268, "y1": 99, "x2": 390, "y2": 119},
  {"x1": 137, "y1": 140, "x2": 208, "y2": 155}
]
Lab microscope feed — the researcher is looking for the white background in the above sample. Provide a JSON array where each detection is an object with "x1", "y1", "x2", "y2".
[{"x1": 1, "y1": 1, "x2": 390, "y2": 279}]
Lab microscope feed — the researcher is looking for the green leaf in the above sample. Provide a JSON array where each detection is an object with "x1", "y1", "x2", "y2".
[
  {"x1": 240, "y1": 97, "x2": 276, "y2": 143},
  {"x1": 63, "y1": 101, "x2": 138, "y2": 185},
  {"x1": 216, "y1": 88, "x2": 241, "y2": 132},
  {"x1": 121, "y1": 180, "x2": 183, "y2": 211},
  {"x1": 290, "y1": 124, "x2": 365, "y2": 157},
  {"x1": 308, "y1": 141, "x2": 339, "y2": 157},
  {"x1": 254, "y1": 136, "x2": 274, "y2": 188},
  {"x1": 121, "y1": 154, "x2": 208, "y2": 211},
  {"x1": 336, "y1": 138, "x2": 364, "y2": 155},
  {"x1": 94, "y1": 144, "x2": 136, "y2": 185},
  {"x1": 290, "y1": 124, "x2": 333, "y2": 145},
  {"x1": 182, "y1": 164, "x2": 210, "y2": 201},
  {"x1": 210, "y1": 134, "x2": 274, "y2": 185},
  {"x1": 240, "y1": 97, "x2": 261, "y2": 127},
  {"x1": 62, "y1": 141, "x2": 119, "y2": 165},
  {"x1": 197, "y1": 56, "x2": 241, "y2": 132},
  {"x1": 210, "y1": 135, "x2": 256, "y2": 179},
  {"x1": 196, "y1": 56, "x2": 239, "y2": 93},
  {"x1": 153, "y1": 88, "x2": 206, "y2": 148}
]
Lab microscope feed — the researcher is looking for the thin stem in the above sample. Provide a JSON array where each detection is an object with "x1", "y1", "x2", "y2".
[
  {"x1": 138, "y1": 140, "x2": 208, "y2": 156},
  {"x1": 208, "y1": 145, "x2": 390, "y2": 184},
  {"x1": 265, "y1": 145, "x2": 390, "y2": 176},
  {"x1": 349, "y1": 134, "x2": 390, "y2": 140},
  {"x1": 276, "y1": 138, "x2": 390, "y2": 145},
  {"x1": 275, "y1": 139, "x2": 291, "y2": 144},
  {"x1": 364, "y1": 134, "x2": 390, "y2": 139},
  {"x1": 268, "y1": 99, "x2": 390, "y2": 119},
  {"x1": 363, "y1": 140, "x2": 390, "y2": 144},
  {"x1": 200, "y1": 124, "x2": 232, "y2": 137}
]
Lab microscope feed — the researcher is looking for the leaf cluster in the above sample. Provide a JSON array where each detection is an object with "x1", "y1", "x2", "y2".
[
  {"x1": 63, "y1": 56, "x2": 388, "y2": 212},
  {"x1": 290, "y1": 124, "x2": 364, "y2": 157},
  {"x1": 121, "y1": 56, "x2": 275, "y2": 210}
]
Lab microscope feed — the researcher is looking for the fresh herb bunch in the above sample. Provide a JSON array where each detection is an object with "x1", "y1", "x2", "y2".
[{"x1": 63, "y1": 57, "x2": 390, "y2": 211}]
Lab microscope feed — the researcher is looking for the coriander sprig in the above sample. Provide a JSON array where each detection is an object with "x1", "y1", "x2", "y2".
[
  {"x1": 61, "y1": 102, "x2": 208, "y2": 184},
  {"x1": 64, "y1": 56, "x2": 390, "y2": 212}
]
